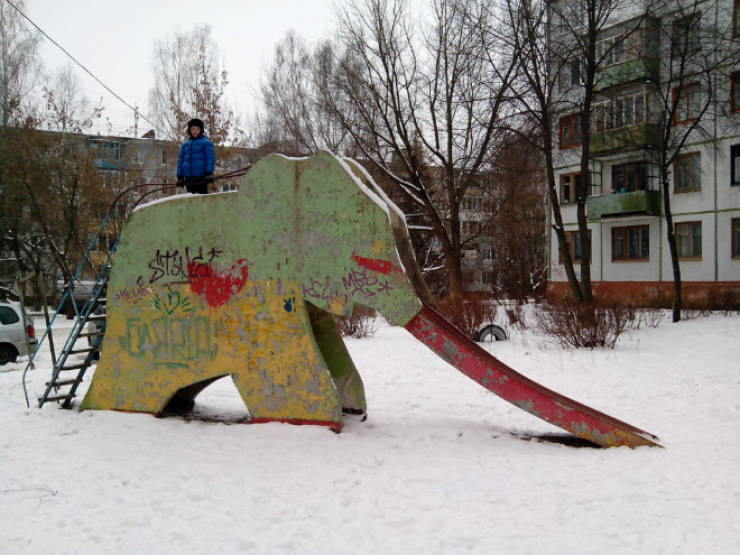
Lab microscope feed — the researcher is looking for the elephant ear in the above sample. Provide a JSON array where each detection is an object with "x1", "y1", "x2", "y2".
[{"x1": 341, "y1": 158, "x2": 437, "y2": 309}]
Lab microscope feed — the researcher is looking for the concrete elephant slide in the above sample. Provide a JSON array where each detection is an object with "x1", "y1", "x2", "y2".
[{"x1": 81, "y1": 151, "x2": 659, "y2": 448}]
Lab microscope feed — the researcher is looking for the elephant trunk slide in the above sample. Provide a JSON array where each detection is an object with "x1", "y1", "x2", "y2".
[{"x1": 405, "y1": 303, "x2": 660, "y2": 448}]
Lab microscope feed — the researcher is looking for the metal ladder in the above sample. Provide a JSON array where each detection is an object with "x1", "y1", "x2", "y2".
[
  {"x1": 35, "y1": 247, "x2": 115, "y2": 408},
  {"x1": 20, "y1": 183, "x2": 151, "y2": 407}
]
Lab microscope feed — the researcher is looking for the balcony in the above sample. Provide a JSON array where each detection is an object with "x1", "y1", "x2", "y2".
[
  {"x1": 94, "y1": 157, "x2": 121, "y2": 170},
  {"x1": 590, "y1": 122, "x2": 660, "y2": 155},
  {"x1": 594, "y1": 16, "x2": 659, "y2": 91},
  {"x1": 595, "y1": 57, "x2": 658, "y2": 91},
  {"x1": 586, "y1": 190, "x2": 661, "y2": 221}
]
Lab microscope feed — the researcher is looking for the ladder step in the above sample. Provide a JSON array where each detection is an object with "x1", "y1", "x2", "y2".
[
  {"x1": 41, "y1": 394, "x2": 76, "y2": 403},
  {"x1": 86, "y1": 315, "x2": 106, "y2": 321},
  {"x1": 68, "y1": 347, "x2": 94, "y2": 355},
  {"x1": 58, "y1": 363, "x2": 89, "y2": 371},
  {"x1": 78, "y1": 331, "x2": 104, "y2": 338},
  {"x1": 45, "y1": 378, "x2": 82, "y2": 387}
]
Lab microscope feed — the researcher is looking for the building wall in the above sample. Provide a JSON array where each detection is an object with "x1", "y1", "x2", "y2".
[{"x1": 547, "y1": 0, "x2": 740, "y2": 299}]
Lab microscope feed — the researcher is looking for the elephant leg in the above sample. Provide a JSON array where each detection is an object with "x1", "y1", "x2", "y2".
[
  {"x1": 231, "y1": 296, "x2": 344, "y2": 430},
  {"x1": 306, "y1": 302, "x2": 367, "y2": 414}
]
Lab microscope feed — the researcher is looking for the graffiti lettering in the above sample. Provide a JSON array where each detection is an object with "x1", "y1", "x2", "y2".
[
  {"x1": 115, "y1": 285, "x2": 153, "y2": 304},
  {"x1": 342, "y1": 267, "x2": 394, "y2": 298},
  {"x1": 145, "y1": 246, "x2": 223, "y2": 284},
  {"x1": 121, "y1": 316, "x2": 213, "y2": 362},
  {"x1": 303, "y1": 270, "x2": 394, "y2": 305},
  {"x1": 303, "y1": 276, "x2": 347, "y2": 305}
]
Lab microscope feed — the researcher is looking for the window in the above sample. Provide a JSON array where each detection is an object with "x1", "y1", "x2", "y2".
[
  {"x1": 559, "y1": 114, "x2": 582, "y2": 149},
  {"x1": 560, "y1": 230, "x2": 591, "y2": 264},
  {"x1": 593, "y1": 92, "x2": 647, "y2": 133},
  {"x1": 480, "y1": 247, "x2": 493, "y2": 261},
  {"x1": 0, "y1": 306, "x2": 20, "y2": 325},
  {"x1": 672, "y1": 16, "x2": 700, "y2": 57},
  {"x1": 612, "y1": 225, "x2": 649, "y2": 261},
  {"x1": 560, "y1": 172, "x2": 581, "y2": 203},
  {"x1": 731, "y1": 71, "x2": 740, "y2": 112},
  {"x1": 732, "y1": 218, "x2": 740, "y2": 258},
  {"x1": 732, "y1": 145, "x2": 740, "y2": 186},
  {"x1": 461, "y1": 221, "x2": 481, "y2": 236},
  {"x1": 597, "y1": 36, "x2": 627, "y2": 66},
  {"x1": 673, "y1": 83, "x2": 701, "y2": 123},
  {"x1": 612, "y1": 162, "x2": 648, "y2": 192},
  {"x1": 102, "y1": 141, "x2": 121, "y2": 160},
  {"x1": 462, "y1": 196, "x2": 483, "y2": 212},
  {"x1": 162, "y1": 150, "x2": 168, "y2": 165},
  {"x1": 674, "y1": 153, "x2": 701, "y2": 192},
  {"x1": 676, "y1": 221, "x2": 702, "y2": 259},
  {"x1": 734, "y1": 0, "x2": 740, "y2": 38},
  {"x1": 560, "y1": 57, "x2": 584, "y2": 89}
]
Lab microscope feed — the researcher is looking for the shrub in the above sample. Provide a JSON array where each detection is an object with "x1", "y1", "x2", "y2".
[
  {"x1": 435, "y1": 292, "x2": 496, "y2": 339},
  {"x1": 336, "y1": 306, "x2": 379, "y2": 338},
  {"x1": 535, "y1": 297, "x2": 639, "y2": 349}
]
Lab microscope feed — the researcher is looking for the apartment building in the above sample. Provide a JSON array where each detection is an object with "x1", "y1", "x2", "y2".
[{"x1": 547, "y1": 0, "x2": 740, "y2": 302}]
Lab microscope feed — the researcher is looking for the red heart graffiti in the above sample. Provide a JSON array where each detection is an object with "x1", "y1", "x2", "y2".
[{"x1": 187, "y1": 259, "x2": 249, "y2": 307}]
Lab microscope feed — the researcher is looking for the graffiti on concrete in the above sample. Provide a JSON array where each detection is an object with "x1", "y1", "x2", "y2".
[
  {"x1": 341, "y1": 267, "x2": 394, "y2": 298},
  {"x1": 145, "y1": 246, "x2": 224, "y2": 284},
  {"x1": 187, "y1": 258, "x2": 249, "y2": 307},
  {"x1": 303, "y1": 267, "x2": 394, "y2": 306},
  {"x1": 351, "y1": 252, "x2": 402, "y2": 276},
  {"x1": 152, "y1": 285, "x2": 195, "y2": 315},
  {"x1": 302, "y1": 276, "x2": 346, "y2": 306},
  {"x1": 120, "y1": 315, "x2": 214, "y2": 367},
  {"x1": 115, "y1": 283, "x2": 154, "y2": 304}
]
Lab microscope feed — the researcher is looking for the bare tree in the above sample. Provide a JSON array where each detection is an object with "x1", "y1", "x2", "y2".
[
  {"x1": 638, "y1": 0, "x2": 739, "y2": 321},
  {"x1": 0, "y1": 0, "x2": 41, "y2": 128},
  {"x1": 486, "y1": 134, "x2": 547, "y2": 300},
  {"x1": 148, "y1": 25, "x2": 238, "y2": 145},
  {"x1": 0, "y1": 69, "x2": 110, "y2": 288},
  {"x1": 501, "y1": 0, "x2": 585, "y2": 299},
  {"x1": 42, "y1": 64, "x2": 104, "y2": 132},
  {"x1": 258, "y1": 31, "x2": 350, "y2": 153},
  {"x1": 548, "y1": 0, "x2": 653, "y2": 302},
  {"x1": 323, "y1": 0, "x2": 518, "y2": 303}
]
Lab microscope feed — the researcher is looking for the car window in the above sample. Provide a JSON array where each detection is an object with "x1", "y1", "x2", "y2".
[{"x1": 0, "y1": 306, "x2": 20, "y2": 325}]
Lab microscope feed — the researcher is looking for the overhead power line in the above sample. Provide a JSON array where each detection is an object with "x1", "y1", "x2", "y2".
[{"x1": 4, "y1": 0, "x2": 165, "y2": 137}]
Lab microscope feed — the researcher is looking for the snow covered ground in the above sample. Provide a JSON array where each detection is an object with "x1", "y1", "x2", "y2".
[{"x1": 2, "y1": 310, "x2": 739, "y2": 554}]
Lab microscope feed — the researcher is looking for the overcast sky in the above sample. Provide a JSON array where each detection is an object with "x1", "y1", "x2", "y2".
[{"x1": 22, "y1": 0, "x2": 339, "y2": 137}]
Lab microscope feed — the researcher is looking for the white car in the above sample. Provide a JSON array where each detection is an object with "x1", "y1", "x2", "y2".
[{"x1": 0, "y1": 300, "x2": 37, "y2": 365}]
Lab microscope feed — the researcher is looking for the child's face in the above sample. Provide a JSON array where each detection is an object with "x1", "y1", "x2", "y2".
[{"x1": 190, "y1": 126, "x2": 201, "y2": 138}]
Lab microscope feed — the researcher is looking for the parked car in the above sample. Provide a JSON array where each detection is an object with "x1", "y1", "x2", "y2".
[
  {"x1": 0, "y1": 300, "x2": 37, "y2": 365},
  {"x1": 56, "y1": 279, "x2": 96, "y2": 319}
]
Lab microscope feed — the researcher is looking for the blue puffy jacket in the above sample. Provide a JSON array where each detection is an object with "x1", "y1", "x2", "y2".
[{"x1": 177, "y1": 135, "x2": 215, "y2": 178}]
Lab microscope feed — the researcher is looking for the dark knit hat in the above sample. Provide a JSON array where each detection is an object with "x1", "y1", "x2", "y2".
[{"x1": 186, "y1": 118, "x2": 204, "y2": 136}]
